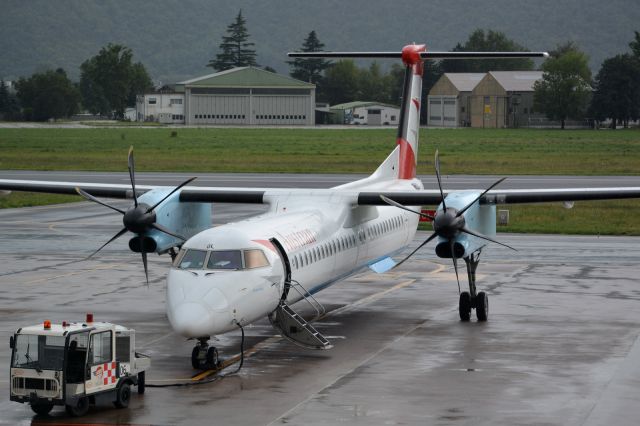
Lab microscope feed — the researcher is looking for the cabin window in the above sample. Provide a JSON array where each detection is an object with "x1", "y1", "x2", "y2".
[
  {"x1": 178, "y1": 249, "x2": 207, "y2": 269},
  {"x1": 89, "y1": 331, "x2": 112, "y2": 365},
  {"x1": 244, "y1": 249, "x2": 269, "y2": 269},
  {"x1": 208, "y1": 250, "x2": 243, "y2": 270}
]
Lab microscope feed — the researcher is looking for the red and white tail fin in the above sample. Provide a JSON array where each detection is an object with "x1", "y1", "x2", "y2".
[
  {"x1": 396, "y1": 44, "x2": 425, "y2": 179},
  {"x1": 288, "y1": 46, "x2": 547, "y2": 181}
]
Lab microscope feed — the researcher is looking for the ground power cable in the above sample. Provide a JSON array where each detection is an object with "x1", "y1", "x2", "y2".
[{"x1": 145, "y1": 323, "x2": 245, "y2": 388}]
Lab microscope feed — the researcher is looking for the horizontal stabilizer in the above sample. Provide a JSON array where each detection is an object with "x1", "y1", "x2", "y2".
[
  {"x1": 368, "y1": 256, "x2": 397, "y2": 274},
  {"x1": 288, "y1": 51, "x2": 549, "y2": 59}
]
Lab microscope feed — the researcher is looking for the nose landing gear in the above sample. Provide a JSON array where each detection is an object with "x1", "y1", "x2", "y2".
[
  {"x1": 191, "y1": 337, "x2": 220, "y2": 370},
  {"x1": 458, "y1": 252, "x2": 489, "y2": 322}
]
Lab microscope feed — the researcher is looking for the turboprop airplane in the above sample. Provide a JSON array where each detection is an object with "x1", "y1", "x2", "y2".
[{"x1": 2, "y1": 44, "x2": 640, "y2": 370}]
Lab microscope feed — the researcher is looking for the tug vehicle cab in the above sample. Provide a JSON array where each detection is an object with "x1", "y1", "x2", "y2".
[{"x1": 9, "y1": 315, "x2": 150, "y2": 417}]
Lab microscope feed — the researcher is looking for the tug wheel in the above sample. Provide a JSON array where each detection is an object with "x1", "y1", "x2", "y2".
[
  {"x1": 137, "y1": 371, "x2": 146, "y2": 394},
  {"x1": 114, "y1": 383, "x2": 131, "y2": 409},
  {"x1": 30, "y1": 403, "x2": 53, "y2": 416},
  {"x1": 66, "y1": 396, "x2": 89, "y2": 417}
]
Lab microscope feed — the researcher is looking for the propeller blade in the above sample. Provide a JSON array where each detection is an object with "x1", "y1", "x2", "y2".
[
  {"x1": 151, "y1": 222, "x2": 186, "y2": 241},
  {"x1": 380, "y1": 195, "x2": 435, "y2": 220},
  {"x1": 450, "y1": 240, "x2": 461, "y2": 294},
  {"x1": 455, "y1": 177, "x2": 507, "y2": 218},
  {"x1": 141, "y1": 251, "x2": 149, "y2": 284},
  {"x1": 146, "y1": 177, "x2": 197, "y2": 213},
  {"x1": 460, "y1": 227, "x2": 517, "y2": 251},
  {"x1": 75, "y1": 187, "x2": 126, "y2": 215},
  {"x1": 393, "y1": 232, "x2": 439, "y2": 269},
  {"x1": 86, "y1": 227, "x2": 128, "y2": 259},
  {"x1": 434, "y1": 150, "x2": 446, "y2": 211},
  {"x1": 127, "y1": 146, "x2": 138, "y2": 207}
]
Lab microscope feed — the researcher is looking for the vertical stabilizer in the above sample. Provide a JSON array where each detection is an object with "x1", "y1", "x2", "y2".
[{"x1": 396, "y1": 44, "x2": 425, "y2": 180}]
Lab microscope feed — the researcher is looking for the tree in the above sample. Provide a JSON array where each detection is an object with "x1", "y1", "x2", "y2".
[
  {"x1": 288, "y1": 31, "x2": 332, "y2": 84},
  {"x1": 16, "y1": 68, "x2": 80, "y2": 121},
  {"x1": 533, "y1": 45, "x2": 592, "y2": 129},
  {"x1": 0, "y1": 80, "x2": 8, "y2": 115},
  {"x1": 208, "y1": 10, "x2": 258, "y2": 71},
  {"x1": 319, "y1": 60, "x2": 361, "y2": 105},
  {"x1": 590, "y1": 54, "x2": 640, "y2": 128},
  {"x1": 80, "y1": 44, "x2": 153, "y2": 119},
  {"x1": 359, "y1": 62, "x2": 387, "y2": 103},
  {"x1": 0, "y1": 80, "x2": 21, "y2": 121},
  {"x1": 630, "y1": 31, "x2": 640, "y2": 58},
  {"x1": 15, "y1": 68, "x2": 80, "y2": 121},
  {"x1": 441, "y1": 29, "x2": 534, "y2": 73}
]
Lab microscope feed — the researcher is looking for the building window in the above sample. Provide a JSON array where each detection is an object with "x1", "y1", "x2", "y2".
[
  {"x1": 169, "y1": 98, "x2": 182, "y2": 105},
  {"x1": 148, "y1": 98, "x2": 157, "y2": 105}
]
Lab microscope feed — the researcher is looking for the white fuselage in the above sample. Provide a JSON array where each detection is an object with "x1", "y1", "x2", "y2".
[{"x1": 166, "y1": 174, "x2": 423, "y2": 338}]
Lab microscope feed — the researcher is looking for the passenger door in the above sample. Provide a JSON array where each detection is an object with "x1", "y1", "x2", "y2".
[{"x1": 85, "y1": 331, "x2": 116, "y2": 394}]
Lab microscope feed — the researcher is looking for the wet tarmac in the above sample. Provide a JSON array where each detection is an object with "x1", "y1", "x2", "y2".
[{"x1": 0, "y1": 201, "x2": 639, "y2": 425}]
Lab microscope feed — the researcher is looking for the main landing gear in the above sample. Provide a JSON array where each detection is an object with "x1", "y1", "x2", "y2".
[
  {"x1": 191, "y1": 337, "x2": 220, "y2": 370},
  {"x1": 458, "y1": 252, "x2": 488, "y2": 322}
]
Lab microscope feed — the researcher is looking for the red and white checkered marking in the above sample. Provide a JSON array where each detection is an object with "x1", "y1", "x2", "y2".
[{"x1": 103, "y1": 362, "x2": 117, "y2": 386}]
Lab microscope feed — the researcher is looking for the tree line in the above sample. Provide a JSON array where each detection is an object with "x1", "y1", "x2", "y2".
[
  {"x1": 1, "y1": 7, "x2": 638, "y2": 127},
  {"x1": 0, "y1": 44, "x2": 153, "y2": 121},
  {"x1": 210, "y1": 12, "x2": 640, "y2": 128}
]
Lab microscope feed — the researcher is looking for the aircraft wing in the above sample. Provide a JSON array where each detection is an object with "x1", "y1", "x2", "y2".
[
  {"x1": 2, "y1": 179, "x2": 640, "y2": 206},
  {"x1": 357, "y1": 187, "x2": 640, "y2": 206},
  {"x1": 0, "y1": 179, "x2": 269, "y2": 203}
]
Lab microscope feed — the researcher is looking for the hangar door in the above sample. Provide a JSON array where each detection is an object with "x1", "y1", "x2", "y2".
[
  {"x1": 190, "y1": 91, "x2": 250, "y2": 125},
  {"x1": 427, "y1": 96, "x2": 458, "y2": 127},
  {"x1": 253, "y1": 94, "x2": 311, "y2": 125}
]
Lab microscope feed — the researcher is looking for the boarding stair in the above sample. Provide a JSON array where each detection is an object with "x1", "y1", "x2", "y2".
[{"x1": 269, "y1": 280, "x2": 332, "y2": 350}]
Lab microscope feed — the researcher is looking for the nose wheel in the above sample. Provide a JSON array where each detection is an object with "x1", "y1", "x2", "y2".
[
  {"x1": 458, "y1": 253, "x2": 489, "y2": 322},
  {"x1": 191, "y1": 337, "x2": 220, "y2": 370}
]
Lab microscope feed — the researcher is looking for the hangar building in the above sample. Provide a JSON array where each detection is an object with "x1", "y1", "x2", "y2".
[
  {"x1": 427, "y1": 71, "x2": 545, "y2": 128},
  {"x1": 470, "y1": 71, "x2": 543, "y2": 128},
  {"x1": 136, "y1": 67, "x2": 315, "y2": 126},
  {"x1": 427, "y1": 73, "x2": 484, "y2": 127}
]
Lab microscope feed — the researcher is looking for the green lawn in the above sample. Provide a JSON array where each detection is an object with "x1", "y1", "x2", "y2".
[
  {"x1": 1, "y1": 127, "x2": 639, "y2": 235},
  {"x1": 0, "y1": 127, "x2": 638, "y2": 174}
]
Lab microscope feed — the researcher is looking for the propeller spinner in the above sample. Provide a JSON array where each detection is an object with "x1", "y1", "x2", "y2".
[
  {"x1": 381, "y1": 150, "x2": 515, "y2": 292},
  {"x1": 75, "y1": 146, "x2": 196, "y2": 283}
]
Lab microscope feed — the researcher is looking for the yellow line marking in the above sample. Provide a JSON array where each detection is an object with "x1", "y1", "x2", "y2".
[{"x1": 177, "y1": 267, "x2": 442, "y2": 383}]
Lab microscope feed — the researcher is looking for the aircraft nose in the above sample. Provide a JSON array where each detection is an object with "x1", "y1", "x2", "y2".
[{"x1": 169, "y1": 302, "x2": 219, "y2": 337}]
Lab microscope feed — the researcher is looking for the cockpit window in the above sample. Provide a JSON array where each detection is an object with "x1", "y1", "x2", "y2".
[
  {"x1": 178, "y1": 249, "x2": 207, "y2": 269},
  {"x1": 244, "y1": 249, "x2": 270, "y2": 269},
  {"x1": 208, "y1": 250, "x2": 243, "y2": 270}
]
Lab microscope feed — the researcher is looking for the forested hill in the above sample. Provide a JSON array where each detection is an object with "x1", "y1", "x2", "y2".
[{"x1": 2, "y1": 0, "x2": 638, "y2": 83}]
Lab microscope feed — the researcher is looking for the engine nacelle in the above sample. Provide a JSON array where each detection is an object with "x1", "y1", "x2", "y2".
[
  {"x1": 434, "y1": 190, "x2": 497, "y2": 259},
  {"x1": 133, "y1": 188, "x2": 211, "y2": 254}
]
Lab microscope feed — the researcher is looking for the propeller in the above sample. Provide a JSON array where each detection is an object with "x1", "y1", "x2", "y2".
[
  {"x1": 381, "y1": 150, "x2": 515, "y2": 292},
  {"x1": 75, "y1": 146, "x2": 196, "y2": 283}
]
